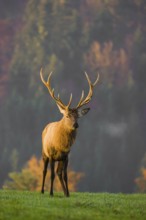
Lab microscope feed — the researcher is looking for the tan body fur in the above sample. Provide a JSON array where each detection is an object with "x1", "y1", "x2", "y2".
[{"x1": 42, "y1": 120, "x2": 77, "y2": 161}]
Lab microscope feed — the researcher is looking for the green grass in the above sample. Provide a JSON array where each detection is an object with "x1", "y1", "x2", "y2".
[{"x1": 0, "y1": 190, "x2": 146, "y2": 220}]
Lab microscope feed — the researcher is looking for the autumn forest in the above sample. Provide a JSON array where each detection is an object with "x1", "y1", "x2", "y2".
[{"x1": 0, "y1": 0, "x2": 146, "y2": 193}]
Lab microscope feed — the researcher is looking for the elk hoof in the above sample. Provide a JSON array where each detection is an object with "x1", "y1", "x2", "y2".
[{"x1": 41, "y1": 189, "x2": 44, "y2": 194}]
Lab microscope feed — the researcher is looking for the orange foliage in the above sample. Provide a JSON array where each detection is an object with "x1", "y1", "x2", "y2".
[
  {"x1": 3, "y1": 156, "x2": 84, "y2": 192},
  {"x1": 85, "y1": 41, "x2": 132, "y2": 87},
  {"x1": 135, "y1": 168, "x2": 146, "y2": 193}
]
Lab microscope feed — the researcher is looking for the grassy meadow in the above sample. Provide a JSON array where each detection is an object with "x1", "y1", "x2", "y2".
[{"x1": 0, "y1": 190, "x2": 146, "y2": 220}]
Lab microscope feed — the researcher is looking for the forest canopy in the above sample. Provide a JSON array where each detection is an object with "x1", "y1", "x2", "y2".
[{"x1": 0, "y1": 0, "x2": 146, "y2": 193}]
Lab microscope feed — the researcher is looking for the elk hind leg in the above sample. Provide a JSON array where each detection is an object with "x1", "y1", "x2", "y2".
[
  {"x1": 50, "y1": 159, "x2": 55, "y2": 196},
  {"x1": 57, "y1": 161, "x2": 67, "y2": 196},
  {"x1": 63, "y1": 158, "x2": 69, "y2": 197},
  {"x1": 41, "y1": 156, "x2": 49, "y2": 194}
]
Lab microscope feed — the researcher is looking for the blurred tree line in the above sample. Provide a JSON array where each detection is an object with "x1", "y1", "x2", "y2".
[{"x1": 0, "y1": 0, "x2": 146, "y2": 192}]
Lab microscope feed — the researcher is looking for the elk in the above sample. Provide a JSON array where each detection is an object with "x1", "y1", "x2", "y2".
[{"x1": 40, "y1": 68, "x2": 99, "y2": 197}]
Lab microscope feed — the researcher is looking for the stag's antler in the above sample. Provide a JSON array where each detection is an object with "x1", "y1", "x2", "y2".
[
  {"x1": 76, "y1": 72, "x2": 99, "y2": 109},
  {"x1": 40, "y1": 68, "x2": 72, "y2": 109}
]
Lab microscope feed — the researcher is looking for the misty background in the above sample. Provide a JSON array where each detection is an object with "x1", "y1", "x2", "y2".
[{"x1": 0, "y1": 0, "x2": 146, "y2": 193}]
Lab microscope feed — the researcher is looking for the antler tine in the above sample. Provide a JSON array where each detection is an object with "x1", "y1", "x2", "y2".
[
  {"x1": 40, "y1": 68, "x2": 66, "y2": 109},
  {"x1": 40, "y1": 69, "x2": 55, "y2": 99},
  {"x1": 47, "y1": 71, "x2": 53, "y2": 86},
  {"x1": 67, "y1": 93, "x2": 73, "y2": 108},
  {"x1": 76, "y1": 90, "x2": 84, "y2": 108},
  {"x1": 40, "y1": 68, "x2": 49, "y2": 87},
  {"x1": 93, "y1": 73, "x2": 100, "y2": 86},
  {"x1": 76, "y1": 72, "x2": 99, "y2": 109}
]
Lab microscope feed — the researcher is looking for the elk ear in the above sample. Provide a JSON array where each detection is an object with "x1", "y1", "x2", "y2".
[
  {"x1": 57, "y1": 104, "x2": 66, "y2": 115},
  {"x1": 78, "y1": 107, "x2": 90, "y2": 118}
]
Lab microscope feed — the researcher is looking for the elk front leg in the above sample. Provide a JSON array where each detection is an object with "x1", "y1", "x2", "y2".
[
  {"x1": 63, "y1": 157, "x2": 69, "y2": 197},
  {"x1": 50, "y1": 159, "x2": 55, "y2": 196},
  {"x1": 56, "y1": 161, "x2": 68, "y2": 196},
  {"x1": 41, "y1": 156, "x2": 49, "y2": 194}
]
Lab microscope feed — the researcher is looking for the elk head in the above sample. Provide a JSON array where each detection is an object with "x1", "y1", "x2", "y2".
[{"x1": 40, "y1": 69, "x2": 99, "y2": 130}]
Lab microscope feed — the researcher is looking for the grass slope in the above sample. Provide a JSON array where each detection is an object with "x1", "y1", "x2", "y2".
[{"x1": 0, "y1": 190, "x2": 146, "y2": 220}]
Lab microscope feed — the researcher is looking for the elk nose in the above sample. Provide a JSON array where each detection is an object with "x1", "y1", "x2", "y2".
[{"x1": 74, "y1": 122, "x2": 79, "y2": 129}]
